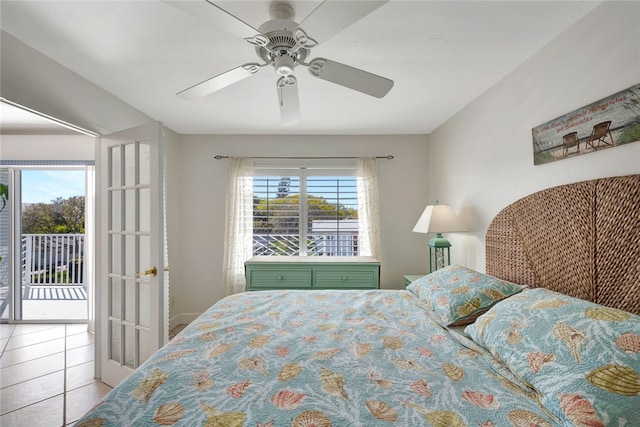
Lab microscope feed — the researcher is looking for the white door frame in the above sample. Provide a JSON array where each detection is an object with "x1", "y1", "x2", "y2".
[{"x1": 2, "y1": 166, "x2": 92, "y2": 324}]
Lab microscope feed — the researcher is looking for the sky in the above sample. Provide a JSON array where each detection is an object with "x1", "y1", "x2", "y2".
[{"x1": 21, "y1": 170, "x2": 85, "y2": 204}]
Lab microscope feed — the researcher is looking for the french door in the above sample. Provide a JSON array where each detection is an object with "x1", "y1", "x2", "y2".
[{"x1": 99, "y1": 122, "x2": 166, "y2": 386}]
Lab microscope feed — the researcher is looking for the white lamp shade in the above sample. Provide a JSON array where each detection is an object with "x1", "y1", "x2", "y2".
[{"x1": 412, "y1": 204, "x2": 466, "y2": 234}]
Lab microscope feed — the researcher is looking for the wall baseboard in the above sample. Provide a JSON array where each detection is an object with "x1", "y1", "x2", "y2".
[{"x1": 169, "y1": 312, "x2": 201, "y2": 331}]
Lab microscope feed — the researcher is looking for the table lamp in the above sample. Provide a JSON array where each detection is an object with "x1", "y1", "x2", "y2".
[{"x1": 413, "y1": 203, "x2": 465, "y2": 272}]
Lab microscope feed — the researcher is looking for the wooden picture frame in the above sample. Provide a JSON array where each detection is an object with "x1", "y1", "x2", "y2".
[{"x1": 532, "y1": 83, "x2": 640, "y2": 165}]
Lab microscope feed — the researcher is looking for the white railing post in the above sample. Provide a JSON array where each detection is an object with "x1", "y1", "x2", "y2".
[
  {"x1": 68, "y1": 234, "x2": 74, "y2": 284},
  {"x1": 63, "y1": 235, "x2": 68, "y2": 284},
  {"x1": 24, "y1": 236, "x2": 32, "y2": 287},
  {"x1": 78, "y1": 235, "x2": 84, "y2": 286}
]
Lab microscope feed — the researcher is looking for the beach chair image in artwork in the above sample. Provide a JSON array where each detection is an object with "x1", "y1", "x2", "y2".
[
  {"x1": 585, "y1": 120, "x2": 614, "y2": 150},
  {"x1": 562, "y1": 131, "x2": 580, "y2": 157}
]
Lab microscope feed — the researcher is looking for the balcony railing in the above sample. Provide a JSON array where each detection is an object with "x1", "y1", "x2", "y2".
[
  {"x1": 253, "y1": 233, "x2": 359, "y2": 257},
  {"x1": 22, "y1": 234, "x2": 85, "y2": 287}
]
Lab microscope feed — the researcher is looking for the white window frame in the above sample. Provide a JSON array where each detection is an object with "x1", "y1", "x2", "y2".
[{"x1": 253, "y1": 164, "x2": 357, "y2": 257}]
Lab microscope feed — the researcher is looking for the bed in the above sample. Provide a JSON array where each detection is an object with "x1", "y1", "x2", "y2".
[{"x1": 75, "y1": 175, "x2": 640, "y2": 427}]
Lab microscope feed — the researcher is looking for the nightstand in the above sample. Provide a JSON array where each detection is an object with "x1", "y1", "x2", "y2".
[{"x1": 404, "y1": 275, "x2": 424, "y2": 287}]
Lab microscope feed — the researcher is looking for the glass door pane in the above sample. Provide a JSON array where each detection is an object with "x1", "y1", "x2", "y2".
[{"x1": 107, "y1": 141, "x2": 153, "y2": 372}]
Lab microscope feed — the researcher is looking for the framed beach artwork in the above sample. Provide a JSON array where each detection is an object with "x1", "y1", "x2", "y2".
[{"x1": 532, "y1": 83, "x2": 640, "y2": 165}]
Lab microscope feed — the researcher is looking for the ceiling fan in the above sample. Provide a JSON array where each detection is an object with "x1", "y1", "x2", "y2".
[{"x1": 169, "y1": 0, "x2": 394, "y2": 126}]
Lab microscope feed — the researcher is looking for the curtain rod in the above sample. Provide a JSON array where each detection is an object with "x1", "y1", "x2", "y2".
[{"x1": 214, "y1": 155, "x2": 394, "y2": 160}]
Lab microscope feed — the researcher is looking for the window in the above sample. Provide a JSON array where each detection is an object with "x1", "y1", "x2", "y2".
[
  {"x1": 253, "y1": 170, "x2": 359, "y2": 256},
  {"x1": 223, "y1": 157, "x2": 380, "y2": 296}
]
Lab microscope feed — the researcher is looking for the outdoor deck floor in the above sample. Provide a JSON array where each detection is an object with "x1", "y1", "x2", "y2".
[
  {"x1": 24, "y1": 286, "x2": 87, "y2": 301},
  {"x1": 0, "y1": 285, "x2": 89, "y2": 321}
]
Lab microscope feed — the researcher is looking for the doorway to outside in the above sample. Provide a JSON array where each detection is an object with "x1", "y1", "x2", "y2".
[{"x1": 0, "y1": 168, "x2": 90, "y2": 322}]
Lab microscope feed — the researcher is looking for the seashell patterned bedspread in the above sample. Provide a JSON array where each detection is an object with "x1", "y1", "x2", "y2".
[{"x1": 74, "y1": 290, "x2": 558, "y2": 426}]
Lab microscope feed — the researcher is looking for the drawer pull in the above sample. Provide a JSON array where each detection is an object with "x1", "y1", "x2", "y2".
[
  {"x1": 341, "y1": 276, "x2": 347, "y2": 281},
  {"x1": 277, "y1": 275, "x2": 283, "y2": 280}
]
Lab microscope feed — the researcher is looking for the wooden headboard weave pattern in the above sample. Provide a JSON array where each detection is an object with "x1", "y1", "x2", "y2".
[{"x1": 486, "y1": 174, "x2": 640, "y2": 315}]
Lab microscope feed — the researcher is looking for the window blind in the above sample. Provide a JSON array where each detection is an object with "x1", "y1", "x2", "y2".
[{"x1": 252, "y1": 172, "x2": 359, "y2": 256}]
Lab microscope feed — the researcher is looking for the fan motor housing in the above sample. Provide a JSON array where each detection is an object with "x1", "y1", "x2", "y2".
[{"x1": 255, "y1": 19, "x2": 309, "y2": 69}]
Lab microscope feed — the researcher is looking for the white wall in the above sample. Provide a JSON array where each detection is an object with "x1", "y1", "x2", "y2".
[
  {"x1": 165, "y1": 134, "x2": 430, "y2": 321},
  {"x1": 427, "y1": 1, "x2": 640, "y2": 273},
  {"x1": 0, "y1": 135, "x2": 94, "y2": 160}
]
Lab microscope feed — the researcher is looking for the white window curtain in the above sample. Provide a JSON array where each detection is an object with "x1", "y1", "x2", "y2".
[
  {"x1": 222, "y1": 157, "x2": 254, "y2": 296},
  {"x1": 356, "y1": 157, "x2": 381, "y2": 259}
]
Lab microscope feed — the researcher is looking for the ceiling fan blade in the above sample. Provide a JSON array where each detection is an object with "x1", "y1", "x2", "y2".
[
  {"x1": 177, "y1": 63, "x2": 262, "y2": 100},
  {"x1": 277, "y1": 76, "x2": 301, "y2": 127},
  {"x1": 295, "y1": 0, "x2": 388, "y2": 46},
  {"x1": 165, "y1": 0, "x2": 261, "y2": 40},
  {"x1": 307, "y1": 58, "x2": 393, "y2": 98}
]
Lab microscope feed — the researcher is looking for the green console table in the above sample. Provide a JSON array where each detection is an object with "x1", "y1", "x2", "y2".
[{"x1": 245, "y1": 256, "x2": 380, "y2": 291}]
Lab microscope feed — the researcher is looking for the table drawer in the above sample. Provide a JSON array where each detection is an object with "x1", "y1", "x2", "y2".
[
  {"x1": 247, "y1": 269, "x2": 312, "y2": 289},
  {"x1": 314, "y1": 269, "x2": 378, "y2": 289}
]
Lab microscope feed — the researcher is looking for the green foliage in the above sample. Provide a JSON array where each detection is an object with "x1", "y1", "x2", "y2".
[
  {"x1": 269, "y1": 238, "x2": 299, "y2": 255},
  {"x1": 253, "y1": 194, "x2": 357, "y2": 234},
  {"x1": 617, "y1": 120, "x2": 640, "y2": 145},
  {"x1": 534, "y1": 150, "x2": 553, "y2": 165},
  {"x1": 0, "y1": 183, "x2": 8, "y2": 213},
  {"x1": 618, "y1": 88, "x2": 640, "y2": 145},
  {"x1": 31, "y1": 269, "x2": 78, "y2": 284},
  {"x1": 623, "y1": 87, "x2": 640, "y2": 117},
  {"x1": 22, "y1": 196, "x2": 85, "y2": 234}
]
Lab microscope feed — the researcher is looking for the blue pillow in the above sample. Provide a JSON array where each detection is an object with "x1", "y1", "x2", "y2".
[
  {"x1": 465, "y1": 288, "x2": 640, "y2": 426},
  {"x1": 407, "y1": 264, "x2": 526, "y2": 326}
]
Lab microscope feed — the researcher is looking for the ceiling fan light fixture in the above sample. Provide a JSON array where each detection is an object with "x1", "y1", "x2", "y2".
[{"x1": 274, "y1": 54, "x2": 295, "y2": 76}]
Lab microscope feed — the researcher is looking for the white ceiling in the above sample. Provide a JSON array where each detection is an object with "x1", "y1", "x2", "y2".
[{"x1": 0, "y1": 1, "x2": 600, "y2": 135}]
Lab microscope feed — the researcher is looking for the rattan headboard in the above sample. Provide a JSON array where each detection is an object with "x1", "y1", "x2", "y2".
[{"x1": 486, "y1": 174, "x2": 640, "y2": 315}]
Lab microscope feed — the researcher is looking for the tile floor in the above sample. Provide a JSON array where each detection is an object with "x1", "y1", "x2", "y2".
[
  {"x1": 0, "y1": 323, "x2": 108, "y2": 426},
  {"x1": 0, "y1": 323, "x2": 188, "y2": 427}
]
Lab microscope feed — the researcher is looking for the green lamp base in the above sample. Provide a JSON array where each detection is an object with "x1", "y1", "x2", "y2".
[{"x1": 427, "y1": 233, "x2": 451, "y2": 273}]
